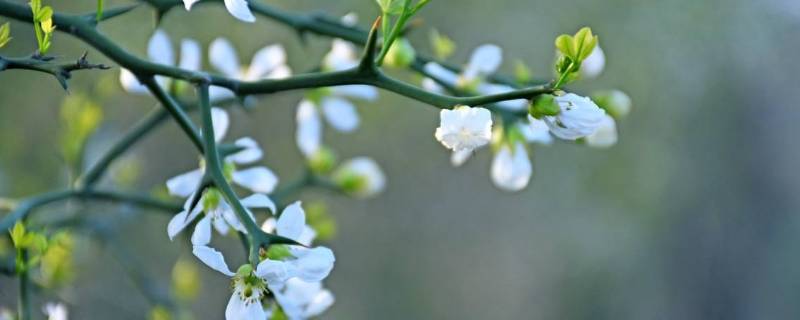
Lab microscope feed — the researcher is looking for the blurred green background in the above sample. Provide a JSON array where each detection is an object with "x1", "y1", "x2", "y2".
[{"x1": 3, "y1": 0, "x2": 800, "y2": 319}]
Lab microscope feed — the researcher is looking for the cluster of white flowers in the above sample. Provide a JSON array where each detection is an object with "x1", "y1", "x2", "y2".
[
  {"x1": 111, "y1": 5, "x2": 627, "y2": 318},
  {"x1": 192, "y1": 202, "x2": 335, "y2": 319},
  {"x1": 120, "y1": 29, "x2": 291, "y2": 104},
  {"x1": 429, "y1": 44, "x2": 622, "y2": 192},
  {"x1": 162, "y1": 107, "x2": 336, "y2": 318}
]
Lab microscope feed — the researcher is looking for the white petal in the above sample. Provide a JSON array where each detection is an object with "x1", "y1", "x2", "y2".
[
  {"x1": 421, "y1": 78, "x2": 445, "y2": 94},
  {"x1": 321, "y1": 97, "x2": 359, "y2": 132},
  {"x1": 212, "y1": 212, "x2": 231, "y2": 235},
  {"x1": 167, "y1": 207, "x2": 202, "y2": 240},
  {"x1": 211, "y1": 107, "x2": 230, "y2": 143},
  {"x1": 222, "y1": 204, "x2": 250, "y2": 233},
  {"x1": 232, "y1": 167, "x2": 279, "y2": 193},
  {"x1": 229, "y1": 137, "x2": 263, "y2": 164},
  {"x1": 340, "y1": 12, "x2": 358, "y2": 26},
  {"x1": 182, "y1": 0, "x2": 201, "y2": 10},
  {"x1": 585, "y1": 114, "x2": 618, "y2": 148},
  {"x1": 292, "y1": 247, "x2": 335, "y2": 282},
  {"x1": 43, "y1": 303, "x2": 68, "y2": 320},
  {"x1": 322, "y1": 39, "x2": 358, "y2": 71},
  {"x1": 225, "y1": 292, "x2": 267, "y2": 320},
  {"x1": 246, "y1": 44, "x2": 286, "y2": 80},
  {"x1": 241, "y1": 193, "x2": 277, "y2": 214},
  {"x1": 490, "y1": 142, "x2": 532, "y2": 192},
  {"x1": 521, "y1": 116, "x2": 553, "y2": 145},
  {"x1": 192, "y1": 245, "x2": 234, "y2": 276},
  {"x1": 209, "y1": 85, "x2": 236, "y2": 102},
  {"x1": 304, "y1": 289, "x2": 335, "y2": 318},
  {"x1": 297, "y1": 226, "x2": 317, "y2": 247},
  {"x1": 191, "y1": 216, "x2": 213, "y2": 246},
  {"x1": 119, "y1": 69, "x2": 150, "y2": 94},
  {"x1": 463, "y1": 44, "x2": 502, "y2": 80},
  {"x1": 166, "y1": 169, "x2": 203, "y2": 198},
  {"x1": 277, "y1": 202, "x2": 305, "y2": 240},
  {"x1": 335, "y1": 157, "x2": 386, "y2": 197},
  {"x1": 295, "y1": 100, "x2": 322, "y2": 157},
  {"x1": 255, "y1": 259, "x2": 298, "y2": 289},
  {"x1": 266, "y1": 65, "x2": 292, "y2": 79},
  {"x1": 261, "y1": 217, "x2": 276, "y2": 233},
  {"x1": 224, "y1": 0, "x2": 256, "y2": 22},
  {"x1": 450, "y1": 149, "x2": 473, "y2": 167},
  {"x1": 210, "y1": 38, "x2": 241, "y2": 78},
  {"x1": 178, "y1": 39, "x2": 202, "y2": 71},
  {"x1": 329, "y1": 85, "x2": 379, "y2": 101},
  {"x1": 423, "y1": 62, "x2": 459, "y2": 87},
  {"x1": 147, "y1": 29, "x2": 175, "y2": 66}
]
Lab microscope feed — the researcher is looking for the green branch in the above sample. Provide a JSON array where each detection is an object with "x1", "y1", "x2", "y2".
[
  {"x1": 0, "y1": 189, "x2": 180, "y2": 231},
  {"x1": 0, "y1": 52, "x2": 109, "y2": 90}
]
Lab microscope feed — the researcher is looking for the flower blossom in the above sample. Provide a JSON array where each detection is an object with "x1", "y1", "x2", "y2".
[
  {"x1": 422, "y1": 44, "x2": 528, "y2": 111},
  {"x1": 332, "y1": 157, "x2": 386, "y2": 198},
  {"x1": 193, "y1": 202, "x2": 335, "y2": 319},
  {"x1": 585, "y1": 114, "x2": 618, "y2": 148},
  {"x1": 208, "y1": 38, "x2": 292, "y2": 101},
  {"x1": 119, "y1": 29, "x2": 200, "y2": 94},
  {"x1": 491, "y1": 141, "x2": 533, "y2": 192},
  {"x1": 165, "y1": 108, "x2": 278, "y2": 245},
  {"x1": 543, "y1": 93, "x2": 606, "y2": 140},
  {"x1": 435, "y1": 106, "x2": 493, "y2": 153}
]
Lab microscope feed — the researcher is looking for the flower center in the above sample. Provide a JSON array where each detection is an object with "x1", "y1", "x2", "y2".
[{"x1": 232, "y1": 270, "x2": 267, "y2": 306}]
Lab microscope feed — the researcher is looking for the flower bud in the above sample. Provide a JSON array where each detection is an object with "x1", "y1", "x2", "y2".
[
  {"x1": 592, "y1": 89, "x2": 632, "y2": 119},
  {"x1": 308, "y1": 146, "x2": 337, "y2": 174},
  {"x1": 543, "y1": 93, "x2": 606, "y2": 140},
  {"x1": 332, "y1": 157, "x2": 386, "y2": 198},
  {"x1": 384, "y1": 38, "x2": 416, "y2": 68}
]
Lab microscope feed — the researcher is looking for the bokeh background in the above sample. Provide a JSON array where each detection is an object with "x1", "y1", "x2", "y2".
[{"x1": 2, "y1": 0, "x2": 800, "y2": 319}]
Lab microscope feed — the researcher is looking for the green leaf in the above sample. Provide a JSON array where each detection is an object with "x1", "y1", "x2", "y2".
[
  {"x1": 10, "y1": 222, "x2": 25, "y2": 247},
  {"x1": 36, "y1": 6, "x2": 53, "y2": 22},
  {"x1": 574, "y1": 27, "x2": 597, "y2": 61},
  {"x1": 555, "y1": 34, "x2": 576, "y2": 59},
  {"x1": 0, "y1": 22, "x2": 11, "y2": 48},
  {"x1": 29, "y1": 0, "x2": 41, "y2": 14}
]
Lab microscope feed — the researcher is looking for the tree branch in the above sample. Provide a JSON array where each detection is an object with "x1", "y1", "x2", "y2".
[{"x1": 0, "y1": 189, "x2": 180, "y2": 231}]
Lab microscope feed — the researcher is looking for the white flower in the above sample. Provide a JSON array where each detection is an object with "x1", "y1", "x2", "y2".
[
  {"x1": 311, "y1": 39, "x2": 379, "y2": 132},
  {"x1": 208, "y1": 38, "x2": 292, "y2": 101},
  {"x1": 332, "y1": 157, "x2": 386, "y2": 198},
  {"x1": 422, "y1": 44, "x2": 527, "y2": 111},
  {"x1": 580, "y1": 45, "x2": 605, "y2": 79},
  {"x1": 165, "y1": 108, "x2": 278, "y2": 245},
  {"x1": 435, "y1": 106, "x2": 493, "y2": 152},
  {"x1": 491, "y1": 142, "x2": 532, "y2": 192},
  {"x1": 0, "y1": 308, "x2": 12, "y2": 320},
  {"x1": 273, "y1": 278, "x2": 335, "y2": 320},
  {"x1": 43, "y1": 302, "x2": 67, "y2": 320},
  {"x1": 520, "y1": 115, "x2": 553, "y2": 145},
  {"x1": 259, "y1": 203, "x2": 335, "y2": 286},
  {"x1": 543, "y1": 93, "x2": 606, "y2": 140},
  {"x1": 182, "y1": 0, "x2": 255, "y2": 23},
  {"x1": 192, "y1": 204, "x2": 334, "y2": 320},
  {"x1": 120, "y1": 29, "x2": 200, "y2": 94},
  {"x1": 585, "y1": 114, "x2": 618, "y2": 148}
]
